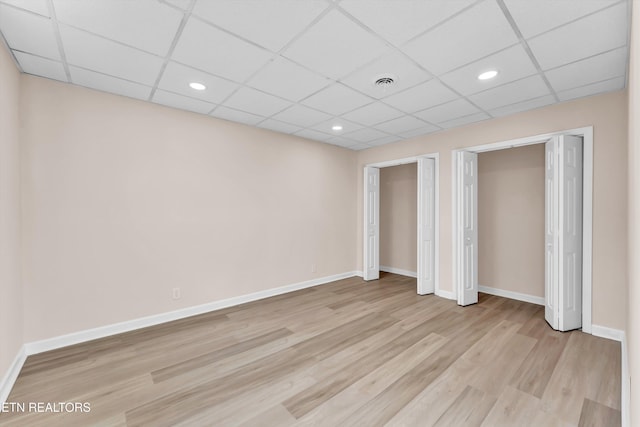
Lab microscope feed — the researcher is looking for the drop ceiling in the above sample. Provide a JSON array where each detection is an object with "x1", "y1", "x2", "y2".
[{"x1": 0, "y1": 0, "x2": 630, "y2": 150}]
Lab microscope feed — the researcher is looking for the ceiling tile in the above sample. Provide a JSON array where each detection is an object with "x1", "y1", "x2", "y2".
[
  {"x1": 310, "y1": 118, "x2": 364, "y2": 135},
  {"x1": 283, "y1": 9, "x2": 390, "y2": 79},
  {"x1": 488, "y1": 94, "x2": 556, "y2": 117},
  {"x1": 53, "y1": 0, "x2": 183, "y2": 56},
  {"x1": 223, "y1": 87, "x2": 291, "y2": 117},
  {"x1": 367, "y1": 135, "x2": 403, "y2": 146},
  {"x1": 349, "y1": 143, "x2": 374, "y2": 151},
  {"x1": 14, "y1": 51, "x2": 67, "y2": 82},
  {"x1": 271, "y1": 104, "x2": 332, "y2": 127},
  {"x1": 258, "y1": 119, "x2": 302, "y2": 134},
  {"x1": 504, "y1": 0, "x2": 616, "y2": 39},
  {"x1": 469, "y1": 75, "x2": 550, "y2": 111},
  {"x1": 545, "y1": 47, "x2": 627, "y2": 92},
  {"x1": 172, "y1": 17, "x2": 272, "y2": 82},
  {"x1": 339, "y1": 0, "x2": 475, "y2": 46},
  {"x1": 152, "y1": 89, "x2": 215, "y2": 114},
  {"x1": 0, "y1": 0, "x2": 49, "y2": 16},
  {"x1": 192, "y1": 0, "x2": 329, "y2": 52},
  {"x1": 295, "y1": 128, "x2": 333, "y2": 142},
  {"x1": 340, "y1": 51, "x2": 431, "y2": 99},
  {"x1": 0, "y1": 4, "x2": 60, "y2": 59},
  {"x1": 60, "y1": 25, "x2": 164, "y2": 85},
  {"x1": 210, "y1": 106, "x2": 265, "y2": 126},
  {"x1": 528, "y1": 2, "x2": 628, "y2": 70},
  {"x1": 247, "y1": 57, "x2": 330, "y2": 102},
  {"x1": 399, "y1": 124, "x2": 440, "y2": 138},
  {"x1": 301, "y1": 83, "x2": 373, "y2": 115},
  {"x1": 557, "y1": 76, "x2": 625, "y2": 102},
  {"x1": 163, "y1": 0, "x2": 190, "y2": 10},
  {"x1": 342, "y1": 101, "x2": 404, "y2": 126},
  {"x1": 327, "y1": 136, "x2": 359, "y2": 147},
  {"x1": 383, "y1": 79, "x2": 458, "y2": 113},
  {"x1": 440, "y1": 45, "x2": 538, "y2": 96},
  {"x1": 439, "y1": 112, "x2": 490, "y2": 129},
  {"x1": 158, "y1": 61, "x2": 238, "y2": 104},
  {"x1": 414, "y1": 98, "x2": 480, "y2": 124},
  {"x1": 402, "y1": 0, "x2": 518, "y2": 76},
  {"x1": 374, "y1": 115, "x2": 427, "y2": 134},
  {"x1": 69, "y1": 66, "x2": 153, "y2": 101},
  {"x1": 344, "y1": 127, "x2": 389, "y2": 142}
]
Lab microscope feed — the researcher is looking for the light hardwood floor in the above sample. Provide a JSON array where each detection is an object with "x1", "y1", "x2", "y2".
[{"x1": 0, "y1": 273, "x2": 621, "y2": 426}]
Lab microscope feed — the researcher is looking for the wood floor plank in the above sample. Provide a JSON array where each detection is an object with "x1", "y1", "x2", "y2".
[
  {"x1": 293, "y1": 333, "x2": 449, "y2": 427},
  {"x1": 236, "y1": 405, "x2": 297, "y2": 427},
  {"x1": 151, "y1": 327, "x2": 293, "y2": 382},
  {"x1": 432, "y1": 385, "x2": 496, "y2": 427},
  {"x1": 384, "y1": 356, "x2": 478, "y2": 427},
  {"x1": 509, "y1": 330, "x2": 570, "y2": 398},
  {"x1": 0, "y1": 273, "x2": 620, "y2": 427},
  {"x1": 480, "y1": 385, "x2": 543, "y2": 427},
  {"x1": 578, "y1": 398, "x2": 621, "y2": 427},
  {"x1": 541, "y1": 332, "x2": 621, "y2": 425}
]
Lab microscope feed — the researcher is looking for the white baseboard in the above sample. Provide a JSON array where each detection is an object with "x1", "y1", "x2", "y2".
[
  {"x1": 591, "y1": 324, "x2": 625, "y2": 342},
  {"x1": 24, "y1": 271, "x2": 359, "y2": 356},
  {"x1": 379, "y1": 266, "x2": 417, "y2": 278},
  {"x1": 353, "y1": 270, "x2": 363, "y2": 277},
  {"x1": 621, "y1": 331, "x2": 629, "y2": 427},
  {"x1": 0, "y1": 346, "x2": 26, "y2": 404},
  {"x1": 435, "y1": 289, "x2": 455, "y2": 300},
  {"x1": 478, "y1": 285, "x2": 545, "y2": 306}
]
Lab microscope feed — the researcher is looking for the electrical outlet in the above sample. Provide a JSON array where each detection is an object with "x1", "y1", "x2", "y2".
[
  {"x1": 311, "y1": 264, "x2": 317, "y2": 273},
  {"x1": 172, "y1": 287, "x2": 181, "y2": 300}
]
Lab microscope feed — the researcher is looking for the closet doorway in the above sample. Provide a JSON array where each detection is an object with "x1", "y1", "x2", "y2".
[
  {"x1": 452, "y1": 127, "x2": 593, "y2": 333},
  {"x1": 363, "y1": 154, "x2": 440, "y2": 296}
]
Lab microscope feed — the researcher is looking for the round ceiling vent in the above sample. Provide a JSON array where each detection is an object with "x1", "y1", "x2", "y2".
[{"x1": 373, "y1": 74, "x2": 397, "y2": 88}]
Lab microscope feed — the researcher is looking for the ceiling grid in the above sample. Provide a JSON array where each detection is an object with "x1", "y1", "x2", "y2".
[{"x1": 0, "y1": 0, "x2": 629, "y2": 150}]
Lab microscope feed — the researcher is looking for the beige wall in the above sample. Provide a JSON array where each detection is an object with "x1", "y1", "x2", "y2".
[
  {"x1": 357, "y1": 90, "x2": 628, "y2": 330},
  {"x1": 20, "y1": 76, "x2": 357, "y2": 342},
  {"x1": 379, "y1": 163, "x2": 417, "y2": 273},
  {"x1": 478, "y1": 144, "x2": 545, "y2": 297},
  {"x1": 627, "y1": 1, "x2": 639, "y2": 424},
  {"x1": 0, "y1": 45, "x2": 22, "y2": 379}
]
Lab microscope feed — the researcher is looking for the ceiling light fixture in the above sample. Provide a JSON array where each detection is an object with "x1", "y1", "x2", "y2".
[
  {"x1": 477, "y1": 70, "x2": 498, "y2": 80},
  {"x1": 332, "y1": 125, "x2": 343, "y2": 132},
  {"x1": 189, "y1": 82, "x2": 206, "y2": 90}
]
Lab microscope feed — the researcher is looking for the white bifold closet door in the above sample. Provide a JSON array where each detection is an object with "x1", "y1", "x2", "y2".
[
  {"x1": 364, "y1": 166, "x2": 380, "y2": 281},
  {"x1": 458, "y1": 151, "x2": 478, "y2": 306},
  {"x1": 417, "y1": 157, "x2": 436, "y2": 294},
  {"x1": 545, "y1": 135, "x2": 583, "y2": 331}
]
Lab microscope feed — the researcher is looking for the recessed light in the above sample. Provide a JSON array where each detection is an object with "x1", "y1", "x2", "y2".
[
  {"x1": 477, "y1": 70, "x2": 498, "y2": 80},
  {"x1": 189, "y1": 82, "x2": 206, "y2": 91},
  {"x1": 332, "y1": 125, "x2": 343, "y2": 132}
]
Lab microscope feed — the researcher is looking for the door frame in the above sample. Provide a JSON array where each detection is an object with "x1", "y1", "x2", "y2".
[
  {"x1": 363, "y1": 153, "x2": 440, "y2": 295},
  {"x1": 451, "y1": 126, "x2": 593, "y2": 334}
]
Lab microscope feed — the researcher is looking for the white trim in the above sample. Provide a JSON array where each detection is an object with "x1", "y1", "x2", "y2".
[
  {"x1": 621, "y1": 331, "x2": 629, "y2": 427},
  {"x1": 353, "y1": 270, "x2": 364, "y2": 277},
  {"x1": 581, "y1": 127, "x2": 594, "y2": 334},
  {"x1": 478, "y1": 285, "x2": 545, "y2": 306},
  {"x1": 367, "y1": 155, "x2": 421, "y2": 169},
  {"x1": 591, "y1": 324, "x2": 625, "y2": 342},
  {"x1": 435, "y1": 289, "x2": 456, "y2": 300},
  {"x1": 452, "y1": 126, "x2": 593, "y2": 333},
  {"x1": 451, "y1": 152, "x2": 458, "y2": 301},
  {"x1": 24, "y1": 271, "x2": 359, "y2": 356},
  {"x1": 380, "y1": 266, "x2": 417, "y2": 278},
  {"x1": 0, "y1": 346, "x2": 26, "y2": 404}
]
